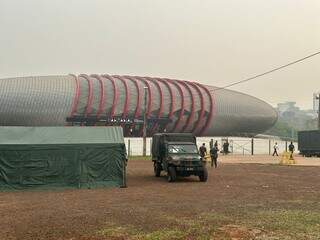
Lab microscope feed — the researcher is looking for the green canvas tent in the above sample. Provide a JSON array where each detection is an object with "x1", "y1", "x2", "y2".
[{"x1": 0, "y1": 127, "x2": 127, "y2": 190}]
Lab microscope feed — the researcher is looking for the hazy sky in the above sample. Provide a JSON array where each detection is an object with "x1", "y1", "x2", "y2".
[{"x1": 0, "y1": 0, "x2": 319, "y2": 109}]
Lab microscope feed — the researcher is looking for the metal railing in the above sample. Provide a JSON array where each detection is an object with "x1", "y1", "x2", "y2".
[{"x1": 125, "y1": 137, "x2": 298, "y2": 156}]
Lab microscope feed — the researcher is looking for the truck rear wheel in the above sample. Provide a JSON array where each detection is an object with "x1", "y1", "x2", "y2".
[
  {"x1": 199, "y1": 167, "x2": 208, "y2": 182},
  {"x1": 167, "y1": 166, "x2": 177, "y2": 182},
  {"x1": 154, "y1": 162, "x2": 161, "y2": 177}
]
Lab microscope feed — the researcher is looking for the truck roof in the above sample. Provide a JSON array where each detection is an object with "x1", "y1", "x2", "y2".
[
  {"x1": 153, "y1": 133, "x2": 196, "y2": 143},
  {"x1": 153, "y1": 133, "x2": 195, "y2": 137},
  {"x1": 152, "y1": 133, "x2": 197, "y2": 157}
]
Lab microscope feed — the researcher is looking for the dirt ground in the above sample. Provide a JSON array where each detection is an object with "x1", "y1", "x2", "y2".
[{"x1": 1, "y1": 157, "x2": 320, "y2": 240}]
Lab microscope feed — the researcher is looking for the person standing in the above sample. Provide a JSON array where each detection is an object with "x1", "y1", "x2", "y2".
[
  {"x1": 209, "y1": 139, "x2": 214, "y2": 149},
  {"x1": 199, "y1": 143, "x2": 207, "y2": 159},
  {"x1": 210, "y1": 145, "x2": 219, "y2": 168},
  {"x1": 272, "y1": 142, "x2": 279, "y2": 156},
  {"x1": 223, "y1": 140, "x2": 229, "y2": 155},
  {"x1": 288, "y1": 142, "x2": 295, "y2": 159}
]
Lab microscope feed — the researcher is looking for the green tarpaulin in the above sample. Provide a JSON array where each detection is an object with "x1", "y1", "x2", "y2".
[{"x1": 0, "y1": 127, "x2": 127, "y2": 190}]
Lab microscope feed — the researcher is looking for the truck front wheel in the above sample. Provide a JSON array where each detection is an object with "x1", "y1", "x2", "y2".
[
  {"x1": 154, "y1": 162, "x2": 161, "y2": 177},
  {"x1": 199, "y1": 167, "x2": 208, "y2": 182},
  {"x1": 167, "y1": 166, "x2": 177, "y2": 182}
]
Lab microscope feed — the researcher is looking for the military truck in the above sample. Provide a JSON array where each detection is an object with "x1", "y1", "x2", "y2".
[
  {"x1": 298, "y1": 130, "x2": 320, "y2": 157},
  {"x1": 151, "y1": 133, "x2": 208, "y2": 182}
]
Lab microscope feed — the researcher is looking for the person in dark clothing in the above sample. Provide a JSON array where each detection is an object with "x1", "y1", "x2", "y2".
[
  {"x1": 223, "y1": 141, "x2": 229, "y2": 155},
  {"x1": 272, "y1": 142, "x2": 279, "y2": 156},
  {"x1": 210, "y1": 145, "x2": 219, "y2": 168},
  {"x1": 288, "y1": 142, "x2": 295, "y2": 159},
  {"x1": 214, "y1": 141, "x2": 218, "y2": 148},
  {"x1": 210, "y1": 139, "x2": 214, "y2": 149},
  {"x1": 199, "y1": 143, "x2": 207, "y2": 158}
]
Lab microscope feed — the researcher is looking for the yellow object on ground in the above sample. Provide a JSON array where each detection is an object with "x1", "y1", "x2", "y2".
[
  {"x1": 204, "y1": 154, "x2": 211, "y2": 162},
  {"x1": 280, "y1": 151, "x2": 296, "y2": 165}
]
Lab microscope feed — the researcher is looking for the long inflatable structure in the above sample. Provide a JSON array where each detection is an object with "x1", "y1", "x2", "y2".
[{"x1": 0, "y1": 74, "x2": 277, "y2": 137}]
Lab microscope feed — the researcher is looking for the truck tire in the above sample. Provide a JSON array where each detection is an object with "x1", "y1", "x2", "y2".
[
  {"x1": 167, "y1": 166, "x2": 177, "y2": 182},
  {"x1": 199, "y1": 167, "x2": 208, "y2": 182},
  {"x1": 154, "y1": 162, "x2": 161, "y2": 177}
]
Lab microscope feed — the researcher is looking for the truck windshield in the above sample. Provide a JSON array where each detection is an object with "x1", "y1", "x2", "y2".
[{"x1": 168, "y1": 144, "x2": 198, "y2": 154}]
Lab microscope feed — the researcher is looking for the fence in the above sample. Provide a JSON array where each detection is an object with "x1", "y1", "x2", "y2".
[{"x1": 124, "y1": 137, "x2": 298, "y2": 156}]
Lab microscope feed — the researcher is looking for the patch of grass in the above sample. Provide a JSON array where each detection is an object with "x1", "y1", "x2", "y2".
[
  {"x1": 99, "y1": 226, "x2": 188, "y2": 240},
  {"x1": 98, "y1": 219, "x2": 220, "y2": 240},
  {"x1": 143, "y1": 229, "x2": 188, "y2": 240},
  {"x1": 99, "y1": 225, "x2": 136, "y2": 239},
  {"x1": 99, "y1": 209, "x2": 320, "y2": 240},
  {"x1": 247, "y1": 210, "x2": 320, "y2": 239},
  {"x1": 204, "y1": 209, "x2": 320, "y2": 240}
]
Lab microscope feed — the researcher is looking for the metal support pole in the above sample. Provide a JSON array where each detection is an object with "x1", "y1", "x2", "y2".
[
  {"x1": 251, "y1": 138, "x2": 254, "y2": 155},
  {"x1": 269, "y1": 139, "x2": 271, "y2": 155},
  {"x1": 317, "y1": 94, "x2": 320, "y2": 130},
  {"x1": 143, "y1": 87, "x2": 148, "y2": 156},
  {"x1": 285, "y1": 141, "x2": 288, "y2": 152}
]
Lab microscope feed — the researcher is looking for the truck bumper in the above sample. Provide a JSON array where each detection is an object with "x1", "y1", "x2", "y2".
[{"x1": 176, "y1": 166, "x2": 204, "y2": 173}]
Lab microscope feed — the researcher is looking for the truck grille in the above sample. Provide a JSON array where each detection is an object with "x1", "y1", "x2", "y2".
[{"x1": 180, "y1": 161, "x2": 202, "y2": 166}]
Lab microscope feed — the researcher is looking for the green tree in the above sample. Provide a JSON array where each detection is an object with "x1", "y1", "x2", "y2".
[{"x1": 265, "y1": 120, "x2": 297, "y2": 140}]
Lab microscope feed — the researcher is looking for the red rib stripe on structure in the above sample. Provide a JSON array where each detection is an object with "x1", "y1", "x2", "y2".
[
  {"x1": 113, "y1": 75, "x2": 130, "y2": 135},
  {"x1": 157, "y1": 78, "x2": 175, "y2": 132},
  {"x1": 127, "y1": 76, "x2": 142, "y2": 118},
  {"x1": 196, "y1": 83, "x2": 215, "y2": 136},
  {"x1": 124, "y1": 76, "x2": 141, "y2": 135},
  {"x1": 102, "y1": 74, "x2": 119, "y2": 121},
  {"x1": 135, "y1": 77, "x2": 152, "y2": 137},
  {"x1": 90, "y1": 74, "x2": 106, "y2": 119},
  {"x1": 79, "y1": 74, "x2": 94, "y2": 118},
  {"x1": 114, "y1": 75, "x2": 130, "y2": 119},
  {"x1": 147, "y1": 77, "x2": 164, "y2": 134},
  {"x1": 188, "y1": 82, "x2": 205, "y2": 134},
  {"x1": 178, "y1": 80, "x2": 195, "y2": 133},
  {"x1": 166, "y1": 79, "x2": 185, "y2": 132},
  {"x1": 68, "y1": 74, "x2": 81, "y2": 118}
]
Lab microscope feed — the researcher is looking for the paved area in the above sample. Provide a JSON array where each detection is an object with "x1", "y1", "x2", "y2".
[{"x1": 218, "y1": 154, "x2": 320, "y2": 166}]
